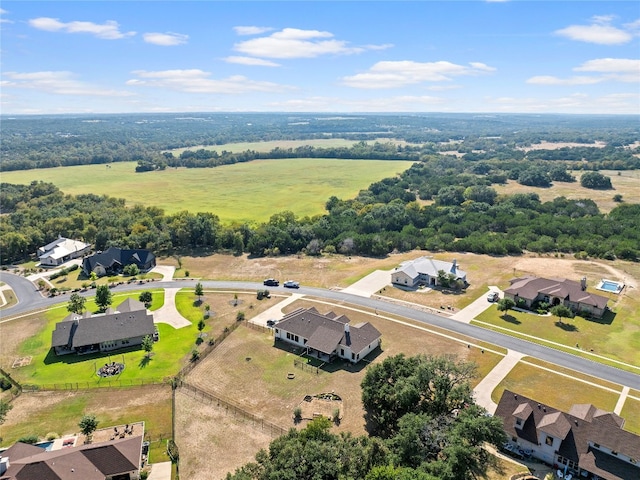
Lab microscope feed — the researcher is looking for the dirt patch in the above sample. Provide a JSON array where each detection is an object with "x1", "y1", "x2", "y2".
[
  {"x1": 0, "y1": 314, "x2": 47, "y2": 369},
  {"x1": 297, "y1": 393, "x2": 342, "y2": 422},
  {"x1": 517, "y1": 141, "x2": 607, "y2": 151},
  {"x1": 11, "y1": 356, "x2": 32, "y2": 368},
  {"x1": 175, "y1": 389, "x2": 274, "y2": 480}
]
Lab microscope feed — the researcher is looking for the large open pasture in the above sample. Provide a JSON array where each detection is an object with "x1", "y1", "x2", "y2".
[{"x1": 0, "y1": 158, "x2": 414, "y2": 223}]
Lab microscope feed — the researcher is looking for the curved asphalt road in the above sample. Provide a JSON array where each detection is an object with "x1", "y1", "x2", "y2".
[{"x1": 2, "y1": 273, "x2": 639, "y2": 390}]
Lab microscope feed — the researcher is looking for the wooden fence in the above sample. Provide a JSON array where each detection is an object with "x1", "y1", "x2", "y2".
[{"x1": 178, "y1": 380, "x2": 287, "y2": 439}]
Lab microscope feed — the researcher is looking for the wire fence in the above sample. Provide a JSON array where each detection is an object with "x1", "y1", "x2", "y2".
[
  {"x1": 178, "y1": 380, "x2": 287, "y2": 439},
  {"x1": 21, "y1": 378, "x2": 167, "y2": 392},
  {"x1": 293, "y1": 358, "x2": 322, "y2": 375}
]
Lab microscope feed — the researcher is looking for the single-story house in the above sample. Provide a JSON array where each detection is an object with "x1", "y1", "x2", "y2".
[
  {"x1": 51, "y1": 298, "x2": 155, "y2": 356},
  {"x1": 37, "y1": 237, "x2": 91, "y2": 267},
  {"x1": 0, "y1": 435, "x2": 143, "y2": 480},
  {"x1": 503, "y1": 276, "x2": 608, "y2": 318},
  {"x1": 495, "y1": 389, "x2": 640, "y2": 480},
  {"x1": 274, "y1": 307, "x2": 382, "y2": 364},
  {"x1": 81, "y1": 247, "x2": 156, "y2": 277},
  {"x1": 392, "y1": 256, "x2": 467, "y2": 288}
]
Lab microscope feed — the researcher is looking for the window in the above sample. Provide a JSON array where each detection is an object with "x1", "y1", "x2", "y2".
[
  {"x1": 611, "y1": 451, "x2": 618, "y2": 456},
  {"x1": 593, "y1": 443, "x2": 600, "y2": 448},
  {"x1": 545, "y1": 436, "x2": 554, "y2": 446},
  {"x1": 516, "y1": 419, "x2": 522, "y2": 426},
  {"x1": 351, "y1": 353, "x2": 355, "y2": 360},
  {"x1": 340, "y1": 349, "x2": 344, "y2": 356},
  {"x1": 294, "y1": 335, "x2": 299, "y2": 342}
]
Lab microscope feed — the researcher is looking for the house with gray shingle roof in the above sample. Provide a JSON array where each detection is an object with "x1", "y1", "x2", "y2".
[
  {"x1": 274, "y1": 307, "x2": 381, "y2": 364},
  {"x1": 37, "y1": 236, "x2": 91, "y2": 267},
  {"x1": 51, "y1": 298, "x2": 155, "y2": 356},
  {"x1": 81, "y1": 247, "x2": 155, "y2": 278},
  {"x1": 495, "y1": 390, "x2": 640, "y2": 480},
  {"x1": 392, "y1": 256, "x2": 467, "y2": 289},
  {"x1": 0, "y1": 434, "x2": 143, "y2": 480},
  {"x1": 503, "y1": 276, "x2": 609, "y2": 318}
]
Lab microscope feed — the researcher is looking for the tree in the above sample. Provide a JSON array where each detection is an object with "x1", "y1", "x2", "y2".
[
  {"x1": 580, "y1": 171, "x2": 612, "y2": 189},
  {"x1": 550, "y1": 304, "x2": 574, "y2": 324},
  {"x1": 142, "y1": 335, "x2": 154, "y2": 357},
  {"x1": 496, "y1": 298, "x2": 516, "y2": 316},
  {"x1": 67, "y1": 293, "x2": 86, "y2": 314},
  {"x1": 195, "y1": 282, "x2": 204, "y2": 303},
  {"x1": 123, "y1": 263, "x2": 140, "y2": 276},
  {"x1": 139, "y1": 291, "x2": 153, "y2": 307},
  {"x1": 0, "y1": 400, "x2": 12, "y2": 425},
  {"x1": 95, "y1": 284, "x2": 113, "y2": 311},
  {"x1": 78, "y1": 414, "x2": 99, "y2": 441},
  {"x1": 361, "y1": 354, "x2": 477, "y2": 438},
  {"x1": 197, "y1": 318, "x2": 206, "y2": 336}
]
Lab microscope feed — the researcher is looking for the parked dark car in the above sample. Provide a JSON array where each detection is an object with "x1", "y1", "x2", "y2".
[
  {"x1": 283, "y1": 280, "x2": 300, "y2": 289},
  {"x1": 266, "y1": 319, "x2": 277, "y2": 327},
  {"x1": 263, "y1": 278, "x2": 279, "y2": 286}
]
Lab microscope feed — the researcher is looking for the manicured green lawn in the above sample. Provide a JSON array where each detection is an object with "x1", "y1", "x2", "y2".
[
  {"x1": 13, "y1": 291, "x2": 195, "y2": 387},
  {"x1": 0, "y1": 159, "x2": 414, "y2": 223},
  {"x1": 474, "y1": 305, "x2": 640, "y2": 370},
  {"x1": 620, "y1": 398, "x2": 640, "y2": 435}
]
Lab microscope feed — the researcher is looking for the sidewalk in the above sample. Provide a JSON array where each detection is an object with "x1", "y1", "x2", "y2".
[{"x1": 473, "y1": 349, "x2": 525, "y2": 414}]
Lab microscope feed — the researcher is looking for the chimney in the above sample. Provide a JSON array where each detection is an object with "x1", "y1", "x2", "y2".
[
  {"x1": 581, "y1": 277, "x2": 587, "y2": 291},
  {"x1": 450, "y1": 259, "x2": 457, "y2": 274},
  {"x1": 344, "y1": 323, "x2": 351, "y2": 346}
]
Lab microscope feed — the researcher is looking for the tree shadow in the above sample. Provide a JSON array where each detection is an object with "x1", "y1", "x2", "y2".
[
  {"x1": 192, "y1": 300, "x2": 202, "y2": 307},
  {"x1": 555, "y1": 321, "x2": 578, "y2": 331},
  {"x1": 586, "y1": 309, "x2": 615, "y2": 325},
  {"x1": 500, "y1": 314, "x2": 521, "y2": 325},
  {"x1": 138, "y1": 355, "x2": 152, "y2": 368},
  {"x1": 195, "y1": 337, "x2": 204, "y2": 346}
]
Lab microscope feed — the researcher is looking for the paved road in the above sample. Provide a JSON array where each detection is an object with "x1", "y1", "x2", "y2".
[{"x1": 2, "y1": 274, "x2": 639, "y2": 390}]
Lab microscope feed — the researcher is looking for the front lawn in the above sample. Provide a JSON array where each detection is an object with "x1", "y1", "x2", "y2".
[{"x1": 473, "y1": 305, "x2": 640, "y2": 370}]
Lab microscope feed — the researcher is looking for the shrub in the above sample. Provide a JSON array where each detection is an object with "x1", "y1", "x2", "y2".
[
  {"x1": 0, "y1": 378, "x2": 11, "y2": 391},
  {"x1": 293, "y1": 407, "x2": 302, "y2": 421},
  {"x1": 17, "y1": 434, "x2": 39, "y2": 444},
  {"x1": 236, "y1": 311, "x2": 245, "y2": 322},
  {"x1": 46, "y1": 432, "x2": 58, "y2": 440}
]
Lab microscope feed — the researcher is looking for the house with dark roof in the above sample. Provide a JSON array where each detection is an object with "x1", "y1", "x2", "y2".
[
  {"x1": 503, "y1": 276, "x2": 609, "y2": 318},
  {"x1": 81, "y1": 247, "x2": 156, "y2": 277},
  {"x1": 392, "y1": 256, "x2": 467, "y2": 289},
  {"x1": 37, "y1": 236, "x2": 91, "y2": 267},
  {"x1": 495, "y1": 389, "x2": 640, "y2": 480},
  {"x1": 51, "y1": 298, "x2": 155, "y2": 356},
  {"x1": 0, "y1": 435, "x2": 143, "y2": 480},
  {"x1": 274, "y1": 307, "x2": 382, "y2": 364}
]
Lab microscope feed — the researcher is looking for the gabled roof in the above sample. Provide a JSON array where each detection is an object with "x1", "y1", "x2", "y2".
[
  {"x1": 504, "y1": 276, "x2": 608, "y2": 309},
  {"x1": 396, "y1": 256, "x2": 467, "y2": 280},
  {"x1": 82, "y1": 247, "x2": 155, "y2": 273},
  {"x1": 3, "y1": 435, "x2": 142, "y2": 480},
  {"x1": 513, "y1": 402, "x2": 533, "y2": 421},
  {"x1": 277, "y1": 307, "x2": 381, "y2": 356},
  {"x1": 51, "y1": 299, "x2": 154, "y2": 350},
  {"x1": 38, "y1": 237, "x2": 90, "y2": 260},
  {"x1": 495, "y1": 390, "x2": 640, "y2": 480}
]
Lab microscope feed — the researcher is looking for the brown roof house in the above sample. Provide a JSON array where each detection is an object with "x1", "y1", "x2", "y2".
[
  {"x1": 504, "y1": 276, "x2": 609, "y2": 318},
  {"x1": 495, "y1": 390, "x2": 640, "y2": 480},
  {"x1": 0, "y1": 435, "x2": 143, "y2": 480},
  {"x1": 274, "y1": 307, "x2": 381, "y2": 364},
  {"x1": 51, "y1": 298, "x2": 155, "y2": 356}
]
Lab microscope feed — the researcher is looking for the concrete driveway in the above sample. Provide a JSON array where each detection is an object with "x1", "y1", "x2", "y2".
[
  {"x1": 450, "y1": 286, "x2": 502, "y2": 323},
  {"x1": 249, "y1": 293, "x2": 303, "y2": 326},
  {"x1": 341, "y1": 269, "x2": 392, "y2": 297},
  {"x1": 147, "y1": 461, "x2": 172, "y2": 480}
]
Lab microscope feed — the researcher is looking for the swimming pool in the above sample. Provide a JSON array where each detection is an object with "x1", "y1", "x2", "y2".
[
  {"x1": 596, "y1": 279, "x2": 624, "y2": 294},
  {"x1": 35, "y1": 441, "x2": 54, "y2": 451}
]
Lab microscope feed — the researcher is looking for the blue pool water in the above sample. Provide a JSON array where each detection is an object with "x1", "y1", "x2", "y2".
[
  {"x1": 35, "y1": 441, "x2": 54, "y2": 451},
  {"x1": 598, "y1": 280, "x2": 623, "y2": 293}
]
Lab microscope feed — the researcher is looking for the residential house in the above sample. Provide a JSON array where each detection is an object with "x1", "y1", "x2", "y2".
[
  {"x1": 274, "y1": 307, "x2": 382, "y2": 364},
  {"x1": 392, "y1": 256, "x2": 467, "y2": 289},
  {"x1": 0, "y1": 435, "x2": 143, "y2": 480},
  {"x1": 37, "y1": 237, "x2": 91, "y2": 267},
  {"x1": 495, "y1": 389, "x2": 640, "y2": 480},
  {"x1": 51, "y1": 298, "x2": 155, "y2": 356},
  {"x1": 503, "y1": 276, "x2": 609, "y2": 318},
  {"x1": 82, "y1": 247, "x2": 156, "y2": 277}
]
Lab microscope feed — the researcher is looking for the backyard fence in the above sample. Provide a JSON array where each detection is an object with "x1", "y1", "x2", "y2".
[
  {"x1": 293, "y1": 358, "x2": 322, "y2": 375},
  {"x1": 21, "y1": 378, "x2": 166, "y2": 392},
  {"x1": 245, "y1": 322, "x2": 271, "y2": 334},
  {"x1": 178, "y1": 380, "x2": 287, "y2": 438}
]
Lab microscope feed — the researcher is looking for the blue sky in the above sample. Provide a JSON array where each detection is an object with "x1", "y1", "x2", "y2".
[{"x1": 1, "y1": 1, "x2": 639, "y2": 114}]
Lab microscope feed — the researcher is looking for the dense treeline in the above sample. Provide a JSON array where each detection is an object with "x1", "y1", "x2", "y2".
[
  {"x1": 2, "y1": 113, "x2": 639, "y2": 171},
  {"x1": 2, "y1": 172, "x2": 639, "y2": 264}
]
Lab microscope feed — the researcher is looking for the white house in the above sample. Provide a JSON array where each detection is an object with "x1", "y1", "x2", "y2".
[
  {"x1": 274, "y1": 307, "x2": 381, "y2": 364},
  {"x1": 37, "y1": 236, "x2": 91, "y2": 267},
  {"x1": 392, "y1": 256, "x2": 467, "y2": 288}
]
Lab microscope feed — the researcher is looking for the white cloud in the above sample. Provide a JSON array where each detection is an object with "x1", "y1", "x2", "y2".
[
  {"x1": 233, "y1": 26, "x2": 274, "y2": 36},
  {"x1": 555, "y1": 16, "x2": 632, "y2": 45},
  {"x1": 143, "y1": 32, "x2": 188, "y2": 46},
  {"x1": 234, "y1": 28, "x2": 386, "y2": 59},
  {"x1": 0, "y1": 8, "x2": 12, "y2": 23},
  {"x1": 28, "y1": 17, "x2": 135, "y2": 39},
  {"x1": 268, "y1": 95, "x2": 447, "y2": 112},
  {"x1": 127, "y1": 69, "x2": 294, "y2": 94},
  {"x1": 223, "y1": 56, "x2": 281, "y2": 67},
  {"x1": 2, "y1": 71, "x2": 135, "y2": 96},
  {"x1": 342, "y1": 60, "x2": 495, "y2": 89},
  {"x1": 574, "y1": 58, "x2": 640, "y2": 73},
  {"x1": 526, "y1": 75, "x2": 604, "y2": 86}
]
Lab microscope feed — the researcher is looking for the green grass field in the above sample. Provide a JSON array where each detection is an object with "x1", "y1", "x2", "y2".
[{"x1": 1, "y1": 159, "x2": 414, "y2": 223}]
